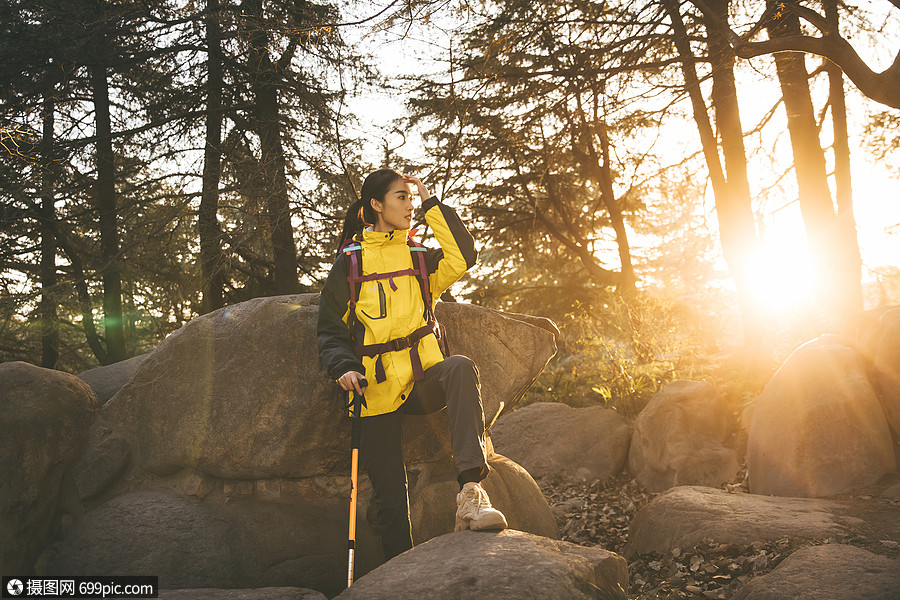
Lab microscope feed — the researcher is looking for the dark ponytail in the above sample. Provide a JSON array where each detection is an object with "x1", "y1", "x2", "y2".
[{"x1": 337, "y1": 168, "x2": 403, "y2": 252}]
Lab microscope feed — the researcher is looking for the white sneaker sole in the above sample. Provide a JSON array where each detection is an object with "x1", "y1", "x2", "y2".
[{"x1": 455, "y1": 511, "x2": 508, "y2": 532}]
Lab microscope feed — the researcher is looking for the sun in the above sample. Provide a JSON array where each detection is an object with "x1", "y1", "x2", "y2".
[{"x1": 744, "y1": 233, "x2": 817, "y2": 319}]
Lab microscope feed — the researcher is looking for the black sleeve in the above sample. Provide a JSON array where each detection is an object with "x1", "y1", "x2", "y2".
[
  {"x1": 317, "y1": 253, "x2": 365, "y2": 380},
  {"x1": 425, "y1": 247, "x2": 444, "y2": 275}
]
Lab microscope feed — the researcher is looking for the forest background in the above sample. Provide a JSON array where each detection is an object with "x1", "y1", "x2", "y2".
[{"x1": 2, "y1": 0, "x2": 899, "y2": 415}]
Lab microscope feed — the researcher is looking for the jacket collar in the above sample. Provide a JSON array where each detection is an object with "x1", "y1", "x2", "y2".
[{"x1": 357, "y1": 228, "x2": 411, "y2": 247}]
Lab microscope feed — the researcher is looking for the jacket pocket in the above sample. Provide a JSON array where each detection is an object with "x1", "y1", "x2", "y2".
[{"x1": 360, "y1": 281, "x2": 387, "y2": 320}]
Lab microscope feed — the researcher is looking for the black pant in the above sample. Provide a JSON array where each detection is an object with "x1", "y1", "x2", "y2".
[{"x1": 360, "y1": 355, "x2": 489, "y2": 560}]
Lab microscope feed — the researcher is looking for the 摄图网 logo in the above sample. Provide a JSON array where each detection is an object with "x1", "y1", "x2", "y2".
[{"x1": 6, "y1": 579, "x2": 24, "y2": 596}]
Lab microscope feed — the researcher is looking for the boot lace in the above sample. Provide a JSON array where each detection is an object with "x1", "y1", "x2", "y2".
[{"x1": 462, "y1": 484, "x2": 491, "y2": 513}]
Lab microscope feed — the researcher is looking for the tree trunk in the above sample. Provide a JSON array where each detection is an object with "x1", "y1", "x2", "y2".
[
  {"x1": 243, "y1": 0, "x2": 299, "y2": 295},
  {"x1": 598, "y1": 119, "x2": 636, "y2": 295},
  {"x1": 199, "y1": 0, "x2": 226, "y2": 313},
  {"x1": 664, "y1": 0, "x2": 761, "y2": 344},
  {"x1": 42, "y1": 205, "x2": 110, "y2": 364},
  {"x1": 91, "y1": 61, "x2": 127, "y2": 363},
  {"x1": 574, "y1": 91, "x2": 636, "y2": 293},
  {"x1": 40, "y1": 92, "x2": 59, "y2": 369},
  {"x1": 766, "y1": 3, "x2": 845, "y2": 320},
  {"x1": 576, "y1": 93, "x2": 645, "y2": 359},
  {"x1": 824, "y1": 0, "x2": 863, "y2": 314},
  {"x1": 704, "y1": 0, "x2": 763, "y2": 342}
]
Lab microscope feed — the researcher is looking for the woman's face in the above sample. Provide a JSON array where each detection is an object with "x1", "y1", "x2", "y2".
[{"x1": 370, "y1": 178, "x2": 413, "y2": 232}]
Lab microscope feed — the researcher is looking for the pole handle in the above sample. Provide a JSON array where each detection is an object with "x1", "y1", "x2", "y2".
[
  {"x1": 352, "y1": 377, "x2": 369, "y2": 417},
  {"x1": 350, "y1": 377, "x2": 367, "y2": 447}
]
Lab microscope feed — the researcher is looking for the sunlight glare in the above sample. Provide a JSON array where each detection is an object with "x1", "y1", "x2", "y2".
[{"x1": 745, "y1": 235, "x2": 816, "y2": 319}]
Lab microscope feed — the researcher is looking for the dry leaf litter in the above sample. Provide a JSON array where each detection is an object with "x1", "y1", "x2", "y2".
[{"x1": 540, "y1": 473, "x2": 899, "y2": 599}]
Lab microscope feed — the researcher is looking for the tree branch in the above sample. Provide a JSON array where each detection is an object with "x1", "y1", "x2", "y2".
[
  {"x1": 689, "y1": 0, "x2": 900, "y2": 110},
  {"x1": 56, "y1": 102, "x2": 254, "y2": 148},
  {"x1": 735, "y1": 34, "x2": 900, "y2": 109},
  {"x1": 506, "y1": 145, "x2": 620, "y2": 287},
  {"x1": 782, "y1": 1, "x2": 833, "y2": 34}
]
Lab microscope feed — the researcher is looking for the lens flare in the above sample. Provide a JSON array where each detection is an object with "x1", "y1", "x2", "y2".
[{"x1": 745, "y1": 239, "x2": 816, "y2": 319}]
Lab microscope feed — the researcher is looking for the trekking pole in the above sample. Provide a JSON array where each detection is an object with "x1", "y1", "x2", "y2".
[{"x1": 347, "y1": 377, "x2": 367, "y2": 588}]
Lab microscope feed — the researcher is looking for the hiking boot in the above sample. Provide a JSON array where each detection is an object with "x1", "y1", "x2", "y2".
[{"x1": 455, "y1": 482, "x2": 508, "y2": 532}]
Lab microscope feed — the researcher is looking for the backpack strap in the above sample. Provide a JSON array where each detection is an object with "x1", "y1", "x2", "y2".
[
  {"x1": 407, "y1": 239, "x2": 435, "y2": 320},
  {"x1": 339, "y1": 241, "x2": 363, "y2": 332},
  {"x1": 407, "y1": 239, "x2": 451, "y2": 356},
  {"x1": 353, "y1": 268, "x2": 419, "y2": 292},
  {"x1": 355, "y1": 323, "x2": 434, "y2": 383}
]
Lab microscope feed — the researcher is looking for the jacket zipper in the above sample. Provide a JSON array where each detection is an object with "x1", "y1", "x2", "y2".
[{"x1": 360, "y1": 281, "x2": 387, "y2": 320}]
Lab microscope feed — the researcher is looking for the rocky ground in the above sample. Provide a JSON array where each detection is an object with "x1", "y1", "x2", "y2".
[{"x1": 539, "y1": 473, "x2": 900, "y2": 600}]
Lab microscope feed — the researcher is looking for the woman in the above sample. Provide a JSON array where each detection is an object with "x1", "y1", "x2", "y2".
[{"x1": 317, "y1": 169, "x2": 507, "y2": 561}]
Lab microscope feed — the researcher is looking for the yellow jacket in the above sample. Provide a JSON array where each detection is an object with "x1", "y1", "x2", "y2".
[{"x1": 317, "y1": 197, "x2": 477, "y2": 417}]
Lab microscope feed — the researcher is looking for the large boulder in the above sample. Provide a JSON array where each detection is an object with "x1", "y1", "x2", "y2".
[
  {"x1": 102, "y1": 295, "x2": 341, "y2": 480},
  {"x1": 0, "y1": 362, "x2": 97, "y2": 575},
  {"x1": 333, "y1": 529, "x2": 628, "y2": 600},
  {"x1": 491, "y1": 402, "x2": 632, "y2": 482},
  {"x1": 625, "y1": 486, "x2": 850, "y2": 558},
  {"x1": 52, "y1": 452, "x2": 556, "y2": 597},
  {"x1": 71, "y1": 429, "x2": 131, "y2": 501},
  {"x1": 50, "y1": 295, "x2": 558, "y2": 595},
  {"x1": 628, "y1": 381, "x2": 739, "y2": 492},
  {"x1": 78, "y1": 353, "x2": 151, "y2": 405},
  {"x1": 102, "y1": 294, "x2": 557, "y2": 479},
  {"x1": 52, "y1": 490, "x2": 381, "y2": 598},
  {"x1": 864, "y1": 308, "x2": 900, "y2": 439},
  {"x1": 732, "y1": 544, "x2": 900, "y2": 600},
  {"x1": 747, "y1": 335, "x2": 896, "y2": 497}
]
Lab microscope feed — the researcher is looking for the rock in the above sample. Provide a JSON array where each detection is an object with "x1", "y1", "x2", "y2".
[
  {"x1": 73, "y1": 430, "x2": 131, "y2": 500},
  {"x1": 182, "y1": 471, "x2": 216, "y2": 499},
  {"x1": 747, "y1": 335, "x2": 896, "y2": 497},
  {"x1": 52, "y1": 490, "x2": 382, "y2": 598},
  {"x1": 731, "y1": 544, "x2": 900, "y2": 600},
  {"x1": 102, "y1": 295, "x2": 557, "y2": 479},
  {"x1": 503, "y1": 312, "x2": 561, "y2": 339},
  {"x1": 435, "y1": 301, "x2": 558, "y2": 421},
  {"x1": 78, "y1": 353, "x2": 151, "y2": 405},
  {"x1": 881, "y1": 483, "x2": 900, "y2": 499},
  {"x1": 49, "y1": 296, "x2": 559, "y2": 594},
  {"x1": 491, "y1": 402, "x2": 631, "y2": 482},
  {"x1": 625, "y1": 486, "x2": 850, "y2": 558},
  {"x1": 159, "y1": 587, "x2": 328, "y2": 600},
  {"x1": 0, "y1": 362, "x2": 97, "y2": 575},
  {"x1": 158, "y1": 588, "x2": 326, "y2": 600},
  {"x1": 333, "y1": 529, "x2": 628, "y2": 600},
  {"x1": 865, "y1": 308, "x2": 900, "y2": 438},
  {"x1": 54, "y1": 453, "x2": 556, "y2": 596},
  {"x1": 53, "y1": 451, "x2": 556, "y2": 597},
  {"x1": 628, "y1": 381, "x2": 739, "y2": 492},
  {"x1": 102, "y1": 295, "x2": 337, "y2": 479}
]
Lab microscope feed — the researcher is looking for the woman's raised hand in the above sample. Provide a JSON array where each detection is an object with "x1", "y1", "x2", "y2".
[{"x1": 402, "y1": 175, "x2": 431, "y2": 202}]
